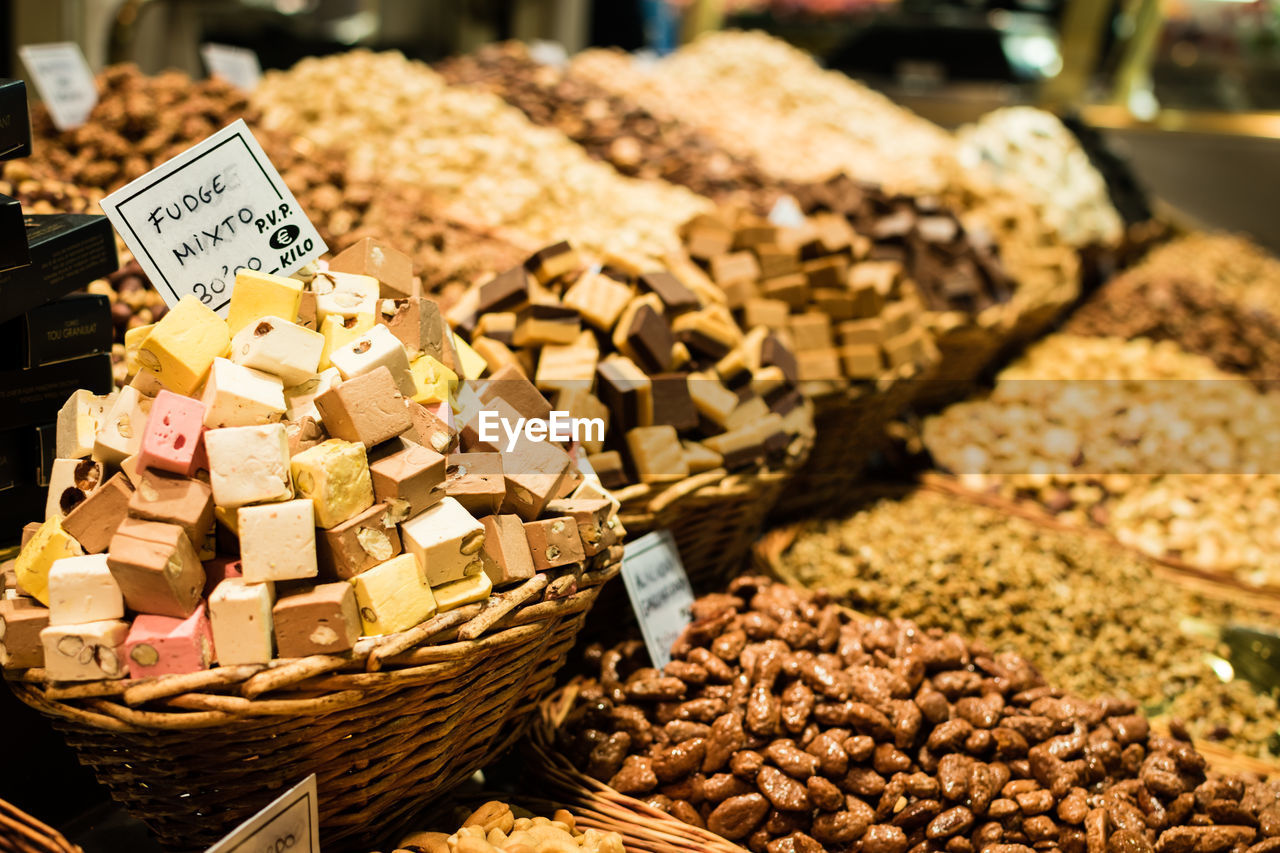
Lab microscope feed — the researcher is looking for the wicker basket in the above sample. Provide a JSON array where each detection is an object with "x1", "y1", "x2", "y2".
[
  {"x1": 909, "y1": 304, "x2": 1013, "y2": 411},
  {"x1": 526, "y1": 686, "x2": 747, "y2": 853},
  {"x1": 0, "y1": 800, "x2": 81, "y2": 853},
  {"x1": 5, "y1": 563, "x2": 620, "y2": 852}
]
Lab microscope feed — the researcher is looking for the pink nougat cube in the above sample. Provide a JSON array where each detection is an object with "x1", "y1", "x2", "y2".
[
  {"x1": 202, "y1": 556, "x2": 243, "y2": 598},
  {"x1": 123, "y1": 605, "x2": 214, "y2": 679},
  {"x1": 137, "y1": 391, "x2": 208, "y2": 476}
]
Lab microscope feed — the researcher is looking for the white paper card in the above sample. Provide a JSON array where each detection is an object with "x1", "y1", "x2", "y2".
[
  {"x1": 201, "y1": 43, "x2": 263, "y2": 92},
  {"x1": 100, "y1": 118, "x2": 326, "y2": 315},
  {"x1": 18, "y1": 42, "x2": 97, "y2": 131},
  {"x1": 206, "y1": 774, "x2": 319, "y2": 853},
  {"x1": 620, "y1": 530, "x2": 694, "y2": 669}
]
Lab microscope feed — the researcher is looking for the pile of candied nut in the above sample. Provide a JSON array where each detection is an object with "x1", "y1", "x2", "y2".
[
  {"x1": 561, "y1": 577, "x2": 1280, "y2": 853},
  {"x1": 923, "y1": 334, "x2": 1280, "y2": 585},
  {"x1": 252, "y1": 50, "x2": 710, "y2": 259},
  {"x1": 775, "y1": 489, "x2": 1280, "y2": 757},
  {"x1": 385, "y1": 801, "x2": 623, "y2": 853}
]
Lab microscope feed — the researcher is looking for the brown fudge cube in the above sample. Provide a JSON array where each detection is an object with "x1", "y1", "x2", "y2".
[
  {"x1": 378, "y1": 296, "x2": 445, "y2": 361},
  {"x1": 297, "y1": 290, "x2": 318, "y2": 330},
  {"x1": 314, "y1": 367, "x2": 412, "y2": 447},
  {"x1": 624, "y1": 305, "x2": 675, "y2": 374},
  {"x1": 477, "y1": 266, "x2": 530, "y2": 314},
  {"x1": 328, "y1": 237, "x2": 416, "y2": 300},
  {"x1": 760, "y1": 273, "x2": 809, "y2": 311},
  {"x1": 317, "y1": 502, "x2": 402, "y2": 580},
  {"x1": 841, "y1": 344, "x2": 885, "y2": 379},
  {"x1": 523, "y1": 517, "x2": 586, "y2": 571},
  {"x1": 106, "y1": 519, "x2": 205, "y2": 618},
  {"x1": 480, "y1": 363, "x2": 554, "y2": 425},
  {"x1": 369, "y1": 441, "x2": 445, "y2": 519},
  {"x1": 501, "y1": 440, "x2": 571, "y2": 521},
  {"x1": 128, "y1": 469, "x2": 215, "y2": 549},
  {"x1": 788, "y1": 314, "x2": 833, "y2": 352},
  {"x1": 272, "y1": 583, "x2": 361, "y2": 658},
  {"x1": 445, "y1": 453, "x2": 505, "y2": 516},
  {"x1": 286, "y1": 416, "x2": 328, "y2": 457},
  {"x1": 526, "y1": 241, "x2": 580, "y2": 284},
  {"x1": 62, "y1": 473, "x2": 134, "y2": 554},
  {"x1": 650, "y1": 374, "x2": 698, "y2": 432},
  {"x1": 742, "y1": 298, "x2": 789, "y2": 330},
  {"x1": 407, "y1": 400, "x2": 458, "y2": 455},
  {"x1": 587, "y1": 451, "x2": 628, "y2": 491},
  {"x1": 638, "y1": 271, "x2": 698, "y2": 317},
  {"x1": 803, "y1": 255, "x2": 849, "y2": 289},
  {"x1": 479, "y1": 514, "x2": 535, "y2": 587},
  {"x1": 21, "y1": 522, "x2": 41, "y2": 547},
  {"x1": 0, "y1": 599, "x2": 49, "y2": 669},
  {"x1": 543, "y1": 498, "x2": 614, "y2": 557}
]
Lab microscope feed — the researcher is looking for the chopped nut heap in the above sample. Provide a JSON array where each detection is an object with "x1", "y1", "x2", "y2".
[
  {"x1": 0, "y1": 238, "x2": 622, "y2": 683},
  {"x1": 678, "y1": 206, "x2": 939, "y2": 390},
  {"x1": 385, "y1": 801, "x2": 624, "y2": 853},
  {"x1": 923, "y1": 334, "x2": 1280, "y2": 585},
  {"x1": 25, "y1": 64, "x2": 249, "y2": 193},
  {"x1": 956, "y1": 107, "x2": 1123, "y2": 249},
  {"x1": 1065, "y1": 234, "x2": 1280, "y2": 384},
  {"x1": 777, "y1": 489, "x2": 1280, "y2": 757},
  {"x1": 561, "y1": 576, "x2": 1280, "y2": 853},
  {"x1": 251, "y1": 50, "x2": 711, "y2": 259},
  {"x1": 448, "y1": 241, "x2": 814, "y2": 491}
]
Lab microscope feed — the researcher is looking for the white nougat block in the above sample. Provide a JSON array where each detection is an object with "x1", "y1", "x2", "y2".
[
  {"x1": 204, "y1": 424, "x2": 293, "y2": 508},
  {"x1": 230, "y1": 316, "x2": 325, "y2": 387},
  {"x1": 329, "y1": 324, "x2": 416, "y2": 398},
  {"x1": 237, "y1": 499, "x2": 318, "y2": 582},
  {"x1": 201, "y1": 358, "x2": 286, "y2": 428},
  {"x1": 44, "y1": 458, "x2": 104, "y2": 521},
  {"x1": 47, "y1": 554, "x2": 124, "y2": 626},
  {"x1": 40, "y1": 620, "x2": 130, "y2": 680},
  {"x1": 314, "y1": 271, "x2": 379, "y2": 320},
  {"x1": 56, "y1": 389, "x2": 117, "y2": 459},
  {"x1": 399, "y1": 496, "x2": 484, "y2": 587},
  {"x1": 208, "y1": 578, "x2": 276, "y2": 665},
  {"x1": 92, "y1": 386, "x2": 153, "y2": 466},
  {"x1": 284, "y1": 367, "x2": 340, "y2": 423}
]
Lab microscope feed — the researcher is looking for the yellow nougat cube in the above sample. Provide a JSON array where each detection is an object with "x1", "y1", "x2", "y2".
[
  {"x1": 349, "y1": 553, "x2": 437, "y2": 636},
  {"x1": 432, "y1": 570, "x2": 492, "y2": 613},
  {"x1": 409, "y1": 355, "x2": 457, "y2": 405},
  {"x1": 318, "y1": 313, "x2": 374, "y2": 371},
  {"x1": 16, "y1": 518, "x2": 84, "y2": 605},
  {"x1": 136, "y1": 296, "x2": 230, "y2": 395},
  {"x1": 226, "y1": 269, "x2": 303, "y2": 335},
  {"x1": 290, "y1": 439, "x2": 374, "y2": 529},
  {"x1": 451, "y1": 333, "x2": 487, "y2": 381}
]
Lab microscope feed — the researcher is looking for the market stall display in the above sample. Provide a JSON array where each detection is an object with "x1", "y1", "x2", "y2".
[
  {"x1": 761, "y1": 487, "x2": 1280, "y2": 758},
  {"x1": 548, "y1": 576, "x2": 1280, "y2": 853},
  {"x1": 251, "y1": 51, "x2": 711, "y2": 260},
  {"x1": 922, "y1": 334, "x2": 1280, "y2": 588},
  {"x1": 2, "y1": 245, "x2": 623, "y2": 849}
]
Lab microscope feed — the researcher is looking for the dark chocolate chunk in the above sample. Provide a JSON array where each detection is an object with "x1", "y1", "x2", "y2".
[
  {"x1": 626, "y1": 305, "x2": 675, "y2": 373},
  {"x1": 638, "y1": 272, "x2": 699, "y2": 316},
  {"x1": 650, "y1": 373, "x2": 698, "y2": 432},
  {"x1": 478, "y1": 266, "x2": 529, "y2": 314}
]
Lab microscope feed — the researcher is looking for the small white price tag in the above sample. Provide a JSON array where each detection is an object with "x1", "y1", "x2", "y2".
[
  {"x1": 100, "y1": 118, "x2": 326, "y2": 315},
  {"x1": 201, "y1": 43, "x2": 263, "y2": 92},
  {"x1": 18, "y1": 42, "x2": 97, "y2": 131},
  {"x1": 206, "y1": 774, "x2": 319, "y2": 853},
  {"x1": 621, "y1": 531, "x2": 695, "y2": 669}
]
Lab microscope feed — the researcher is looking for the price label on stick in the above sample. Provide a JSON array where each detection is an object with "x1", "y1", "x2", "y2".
[
  {"x1": 18, "y1": 42, "x2": 97, "y2": 131},
  {"x1": 621, "y1": 530, "x2": 695, "y2": 669},
  {"x1": 206, "y1": 774, "x2": 319, "y2": 853},
  {"x1": 99, "y1": 119, "x2": 326, "y2": 315},
  {"x1": 201, "y1": 43, "x2": 262, "y2": 92}
]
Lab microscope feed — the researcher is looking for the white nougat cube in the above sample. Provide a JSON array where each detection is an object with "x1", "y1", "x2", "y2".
[
  {"x1": 56, "y1": 389, "x2": 117, "y2": 459},
  {"x1": 92, "y1": 385, "x2": 152, "y2": 466},
  {"x1": 208, "y1": 578, "x2": 276, "y2": 665},
  {"x1": 284, "y1": 367, "x2": 341, "y2": 423},
  {"x1": 44, "y1": 458, "x2": 104, "y2": 521},
  {"x1": 237, "y1": 499, "x2": 318, "y2": 582},
  {"x1": 399, "y1": 496, "x2": 485, "y2": 587},
  {"x1": 204, "y1": 424, "x2": 293, "y2": 508},
  {"x1": 314, "y1": 271, "x2": 379, "y2": 320},
  {"x1": 41, "y1": 620, "x2": 130, "y2": 680},
  {"x1": 230, "y1": 316, "x2": 325, "y2": 387},
  {"x1": 201, "y1": 358, "x2": 286, "y2": 428},
  {"x1": 329, "y1": 324, "x2": 416, "y2": 398},
  {"x1": 47, "y1": 554, "x2": 124, "y2": 626}
]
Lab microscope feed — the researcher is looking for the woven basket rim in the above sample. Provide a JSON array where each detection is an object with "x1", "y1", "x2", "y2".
[
  {"x1": 6, "y1": 561, "x2": 621, "y2": 732},
  {"x1": 526, "y1": 685, "x2": 748, "y2": 853}
]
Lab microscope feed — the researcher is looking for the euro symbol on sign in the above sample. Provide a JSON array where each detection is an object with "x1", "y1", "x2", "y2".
[{"x1": 269, "y1": 224, "x2": 300, "y2": 250}]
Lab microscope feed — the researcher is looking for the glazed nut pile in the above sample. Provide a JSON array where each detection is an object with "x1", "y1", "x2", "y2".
[
  {"x1": 923, "y1": 334, "x2": 1280, "y2": 584},
  {"x1": 388, "y1": 801, "x2": 624, "y2": 853},
  {"x1": 560, "y1": 577, "x2": 1280, "y2": 853},
  {"x1": 775, "y1": 489, "x2": 1280, "y2": 758},
  {"x1": 955, "y1": 108, "x2": 1123, "y2": 249},
  {"x1": 251, "y1": 50, "x2": 711, "y2": 259}
]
